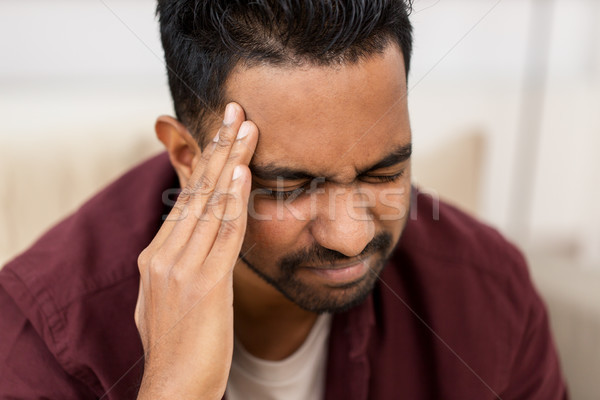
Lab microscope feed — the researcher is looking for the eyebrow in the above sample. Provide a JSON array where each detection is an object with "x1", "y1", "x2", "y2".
[
  {"x1": 250, "y1": 143, "x2": 412, "y2": 182},
  {"x1": 356, "y1": 143, "x2": 412, "y2": 176}
]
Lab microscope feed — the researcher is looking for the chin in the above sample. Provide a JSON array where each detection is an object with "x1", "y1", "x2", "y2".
[{"x1": 243, "y1": 254, "x2": 386, "y2": 314}]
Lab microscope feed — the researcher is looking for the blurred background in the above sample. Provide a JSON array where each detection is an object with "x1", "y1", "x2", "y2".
[{"x1": 0, "y1": 0, "x2": 598, "y2": 398}]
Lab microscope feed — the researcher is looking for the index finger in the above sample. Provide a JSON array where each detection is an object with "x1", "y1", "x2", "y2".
[{"x1": 150, "y1": 103, "x2": 247, "y2": 249}]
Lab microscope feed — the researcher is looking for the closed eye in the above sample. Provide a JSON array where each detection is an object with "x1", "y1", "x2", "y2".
[
  {"x1": 360, "y1": 170, "x2": 406, "y2": 184},
  {"x1": 256, "y1": 184, "x2": 309, "y2": 200},
  {"x1": 255, "y1": 166, "x2": 407, "y2": 201},
  {"x1": 256, "y1": 170, "x2": 406, "y2": 200}
]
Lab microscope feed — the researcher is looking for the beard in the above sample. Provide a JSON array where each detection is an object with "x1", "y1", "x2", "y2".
[{"x1": 239, "y1": 232, "x2": 395, "y2": 314}]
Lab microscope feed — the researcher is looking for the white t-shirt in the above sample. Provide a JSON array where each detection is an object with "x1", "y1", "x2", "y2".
[{"x1": 226, "y1": 313, "x2": 332, "y2": 400}]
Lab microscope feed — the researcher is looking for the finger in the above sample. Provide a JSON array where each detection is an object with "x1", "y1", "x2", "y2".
[
  {"x1": 172, "y1": 102, "x2": 244, "y2": 225},
  {"x1": 192, "y1": 120, "x2": 257, "y2": 247},
  {"x1": 156, "y1": 103, "x2": 245, "y2": 258},
  {"x1": 212, "y1": 120, "x2": 258, "y2": 198},
  {"x1": 145, "y1": 140, "x2": 219, "y2": 250},
  {"x1": 201, "y1": 165, "x2": 251, "y2": 279},
  {"x1": 164, "y1": 140, "x2": 217, "y2": 222},
  {"x1": 186, "y1": 102, "x2": 245, "y2": 202},
  {"x1": 174, "y1": 123, "x2": 258, "y2": 266}
]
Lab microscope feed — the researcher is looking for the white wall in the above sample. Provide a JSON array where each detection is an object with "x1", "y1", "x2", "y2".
[
  {"x1": 1, "y1": 0, "x2": 599, "y2": 266},
  {"x1": 408, "y1": 0, "x2": 600, "y2": 266}
]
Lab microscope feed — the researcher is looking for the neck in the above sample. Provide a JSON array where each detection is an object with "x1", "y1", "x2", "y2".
[{"x1": 233, "y1": 260, "x2": 319, "y2": 361}]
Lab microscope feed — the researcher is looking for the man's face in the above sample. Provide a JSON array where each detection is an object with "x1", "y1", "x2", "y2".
[{"x1": 226, "y1": 44, "x2": 412, "y2": 313}]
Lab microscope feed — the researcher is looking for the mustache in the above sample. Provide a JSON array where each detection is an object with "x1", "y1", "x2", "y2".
[{"x1": 279, "y1": 232, "x2": 393, "y2": 273}]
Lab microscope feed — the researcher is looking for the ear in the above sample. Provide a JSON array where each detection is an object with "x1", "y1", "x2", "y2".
[{"x1": 155, "y1": 116, "x2": 201, "y2": 188}]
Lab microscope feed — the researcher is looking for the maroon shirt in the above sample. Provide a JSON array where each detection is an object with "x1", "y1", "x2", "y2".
[{"x1": 0, "y1": 153, "x2": 568, "y2": 399}]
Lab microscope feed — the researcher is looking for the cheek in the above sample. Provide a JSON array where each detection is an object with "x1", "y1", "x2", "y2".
[
  {"x1": 370, "y1": 180, "x2": 411, "y2": 231},
  {"x1": 243, "y1": 197, "x2": 312, "y2": 258}
]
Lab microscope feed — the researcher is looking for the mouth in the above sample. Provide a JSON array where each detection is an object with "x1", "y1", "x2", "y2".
[{"x1": 301, "y1": 256, "x2": 372, "y2": 284}]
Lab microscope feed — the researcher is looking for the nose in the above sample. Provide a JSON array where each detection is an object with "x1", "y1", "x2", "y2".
[{"x1": 309, "y1": 186, "x2": 376, "y2": 257}]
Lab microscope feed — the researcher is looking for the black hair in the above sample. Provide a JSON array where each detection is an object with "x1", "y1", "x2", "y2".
[{"x1": 156, "y1": 0, "x2": 413, "y2": 142}]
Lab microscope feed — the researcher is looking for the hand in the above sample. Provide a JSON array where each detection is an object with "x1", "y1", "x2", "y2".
[{"x1": 134, "y1": 103, "x2": 258, "y2": 399}]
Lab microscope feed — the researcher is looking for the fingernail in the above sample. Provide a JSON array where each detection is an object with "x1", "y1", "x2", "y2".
[
  {"x1": 237, "y1": 122, "x2": 250, "y2": 140},
  {"x1": 223, "y1": 103, "x2": 236, "y2": 125},
  {"x1": 213, "y1": 131, "x2": 220, "y2": 142},
  {"x1": 232, "y1": 165, "x2": 243, "y2": 181}
]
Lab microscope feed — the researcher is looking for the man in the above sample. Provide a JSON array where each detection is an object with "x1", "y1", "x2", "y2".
[{"x1": 0, "y1": 1, "x2": 567, "y2": 399}]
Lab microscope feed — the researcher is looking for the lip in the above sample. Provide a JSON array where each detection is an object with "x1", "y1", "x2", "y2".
[{"x1": 302, "y1": 258, "x2": 370, "y2": 283}]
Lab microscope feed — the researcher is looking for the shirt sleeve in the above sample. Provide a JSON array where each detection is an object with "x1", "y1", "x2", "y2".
[
  {"x1": 500, "y1": 286, "x2": 569, "y2": 399},
  {"x1": 0, "y1": 285, "x2": 95, "y2": 399}
]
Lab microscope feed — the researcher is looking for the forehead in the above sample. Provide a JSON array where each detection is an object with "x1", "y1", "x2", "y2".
[{"x1": 225, "y1": 45, "x2": 411, "y2": 179}]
